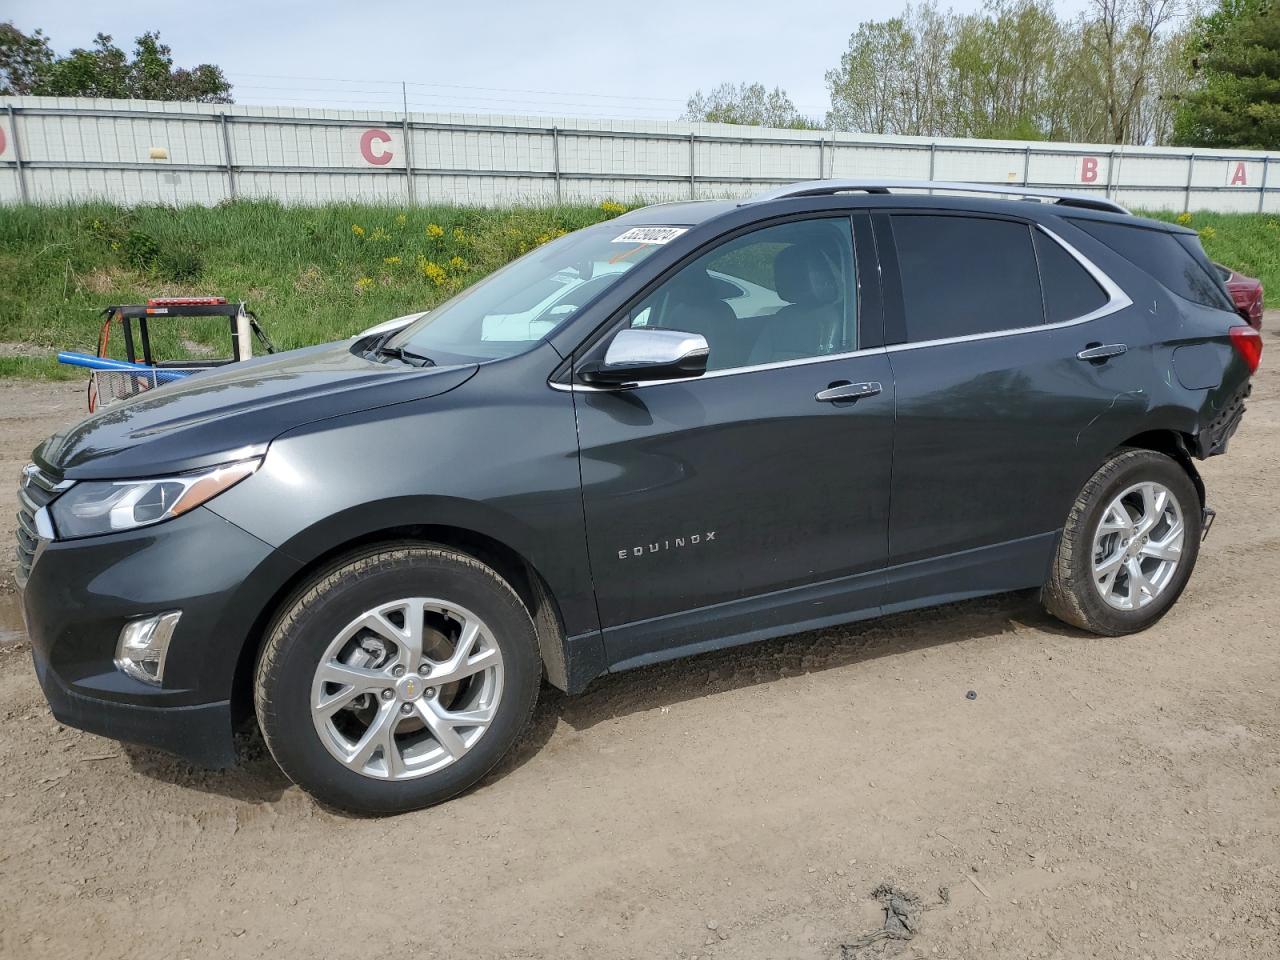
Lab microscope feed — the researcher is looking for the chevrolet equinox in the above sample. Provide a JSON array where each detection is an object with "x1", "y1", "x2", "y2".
[{"x1": 17, "y1": 180, "x2": 1260, "y2": 814}]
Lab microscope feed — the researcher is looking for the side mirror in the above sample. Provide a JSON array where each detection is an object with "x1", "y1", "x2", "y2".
[{"x1": 579, "y1": 328, "x2": 709, "y2": 386}]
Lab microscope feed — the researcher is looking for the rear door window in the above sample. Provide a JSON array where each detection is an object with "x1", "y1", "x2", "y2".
[
  {"x1": 891, "y1": 215, "x2": 1043, "y2": 342},
  {"x1": 1033, "y1": 230, "x2": 1109, "y2": 323},
  {"x1": 1071, "y1": 219, "x2": 1234, "y2": 312}
]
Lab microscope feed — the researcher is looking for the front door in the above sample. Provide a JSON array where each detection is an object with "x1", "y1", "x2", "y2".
[{"x1": 570, "y1": 214, "x2": 895, "y2": 669}]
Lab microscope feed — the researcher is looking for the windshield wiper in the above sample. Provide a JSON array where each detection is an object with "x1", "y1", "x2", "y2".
[{"x1": 371, "y1": 337, "x2": 435, "y2": 368}]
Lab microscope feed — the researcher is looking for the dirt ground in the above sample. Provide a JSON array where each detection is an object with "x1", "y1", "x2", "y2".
[{"x1": 2, "y1": 324, "x2": 1279, "y2": 960}]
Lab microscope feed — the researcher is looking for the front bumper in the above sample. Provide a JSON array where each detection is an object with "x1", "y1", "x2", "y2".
[
  {"x1": 32, "y1": 646, "x2": 237, "y2": 767},
  {"x1": 20, "y1": 504, "x2": 301, "y2": 767}
]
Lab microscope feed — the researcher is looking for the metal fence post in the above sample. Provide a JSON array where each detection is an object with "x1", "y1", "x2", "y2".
[
  {"x1": 1105, "y1": 149, "x2": 1116, "y2": 200},
  {"x1": 928, "y1": 142, "x2": 936, "y2": 181},
  {"x1": 551, "y1": 126, "x2": 561, "y2": 203},
  {"x1": 6, "y1": 105, "x2": 28, "y2": 203},
  {"x1": 818, "y1": 137, "x2": 825, "y2": 179},
  {"x1": 689, "y1": 132, "x2": 696, "y2": 199},
  {"x1": 1022, "y1": 145, "x2": 1031, "y2": 186},
  {"x1": 219, "y1": 113, "x2": 236, "y2": 201},
  {"x1": 1260, "y1": 157, "x2": 1270, "y2": 214},
  {"x1": 1184, "y1": 153, "x2": 1194, "y2": 212},
  {"x1": 402, "y1": 114, "x2": 416, "y2": 205}
]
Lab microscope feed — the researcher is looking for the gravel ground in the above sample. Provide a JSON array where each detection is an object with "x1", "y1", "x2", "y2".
[{"x1": 1, "y1": 321, "x2": 1278, "y2": 960}]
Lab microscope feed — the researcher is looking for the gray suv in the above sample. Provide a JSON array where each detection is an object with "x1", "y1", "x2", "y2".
[{"x1": 18, "y1": 180, "x2": 1259, "y2": 814}]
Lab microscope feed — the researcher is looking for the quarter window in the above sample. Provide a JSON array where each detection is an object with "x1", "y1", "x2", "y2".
[
  {"x1": 1071, "y1": 219, "x2": 1234, "y2": 312},
  {"x1": 892, "y1": 215, "x2": 1043, "y2": 342},
  {"x1": 626, "y1": 218, "x2": 857, "y2": 372},
  {"x1": 1033, "y1": 230, "x2": 1109, "y2": 323}
]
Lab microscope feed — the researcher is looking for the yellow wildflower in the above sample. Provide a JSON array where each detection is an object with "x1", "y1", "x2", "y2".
[
  {"x1": 351, "y1": 224, "x2": 365, "y2": 237},
  {"x1": 420, "y1": 259, "x2": 447, "y2": 286},
  {"x1": 395, "y1": 213, "x2": 407, "y2": 226},
  {"x1": 370, "y1": 227, "x2": 389, "y2": 242},
  {"x1": 426, "y1": 223, "x2": 445, "y2": 239},
  {"x1": 448, "y1": 256, "x2": 468, "y2": 271},
  {"x1": 1198, "y1": 226, "x2": 1216, "y2": 241},
  {"x1": 355, "y1": 276, "x2": 374, "y2": 292},
  {"x1": 599, "y1": 200, "x2": 626, "y2": 216},
  {"x1": 452, "y1": 227, "x2": 468, "y2": 243},
  {"x1": 1175, "y1": 212, "x2": 1192, "y2": 226},
  {"x1": 383, "y1": 256, "x2": 402, "y2": 266}
]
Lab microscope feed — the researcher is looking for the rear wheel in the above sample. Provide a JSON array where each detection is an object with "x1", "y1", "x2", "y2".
[
  {"x1": 1043, "y1": 448, "x2": 1201, "y2": 635},
  {"x1": 254, "y1": 544, "x2": 541, "y2": 815}
]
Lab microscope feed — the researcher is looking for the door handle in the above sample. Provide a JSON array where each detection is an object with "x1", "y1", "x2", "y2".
[
  {"x1": 1076, "y1": 343, "x2": 1128, "y2": 363},
  {"x1": 816, "y1": 380, "x2": 882, "y2": 403}
]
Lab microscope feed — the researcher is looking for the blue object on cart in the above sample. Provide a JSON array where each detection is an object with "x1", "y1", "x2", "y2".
[{"x1": 57, "y1": 351, "x2": 194, "y2": 382}]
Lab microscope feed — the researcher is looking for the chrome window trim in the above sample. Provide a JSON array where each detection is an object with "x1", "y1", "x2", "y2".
[
  {"x1": 550, "y1": 346, "x2": 888, "y2": 392},
  {"x1": 551, "y1": 221, "x2": 1131, "y2": 392}
]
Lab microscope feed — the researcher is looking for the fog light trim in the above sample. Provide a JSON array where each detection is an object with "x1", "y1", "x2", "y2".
[{"x1": 115, "y1": 611, "x2": 181, "y2": 685}]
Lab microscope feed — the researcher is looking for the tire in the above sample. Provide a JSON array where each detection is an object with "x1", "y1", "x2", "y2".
[
  {"x1": 1043, "y1": 448, "x2": 1201, "y2": 635},
  {"x1": 254, "y1": 543, "x2": 541, "y2": 815}
]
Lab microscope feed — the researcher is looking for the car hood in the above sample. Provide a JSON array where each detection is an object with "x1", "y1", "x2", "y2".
[{"x1": 36, "y1": 341, "x2": 478, "y2": 480}]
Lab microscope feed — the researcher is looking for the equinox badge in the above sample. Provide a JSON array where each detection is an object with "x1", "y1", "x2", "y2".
[{"x1": 617, "y1": 531, "x2": 716, "y2": 560}]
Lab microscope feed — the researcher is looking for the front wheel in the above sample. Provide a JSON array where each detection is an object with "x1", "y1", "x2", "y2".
[
  {"x1": 1043, "y1": 448, "x2": 1201, "y2": 635},
  {"x1": 254, "y1": 544, "x2": 541, "y2": 815}
]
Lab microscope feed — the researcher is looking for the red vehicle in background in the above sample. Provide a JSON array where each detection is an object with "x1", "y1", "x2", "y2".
[{"x1": 1215, "y1": 263, "x2": 1264, "y2": 330}]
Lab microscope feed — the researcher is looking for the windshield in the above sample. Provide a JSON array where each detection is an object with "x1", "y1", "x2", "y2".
[{"x1": 385, "y1": 222, "x2": 683, "y2": 362}]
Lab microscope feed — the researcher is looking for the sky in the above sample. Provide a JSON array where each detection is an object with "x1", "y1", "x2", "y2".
[{"x1": 7, "y1": 0, "x2": 1096, "y2": 121}]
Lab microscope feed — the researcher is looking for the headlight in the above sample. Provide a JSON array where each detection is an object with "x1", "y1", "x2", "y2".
[{"x1": 49, "y1": 458, "x2": 261, "y2": 539}]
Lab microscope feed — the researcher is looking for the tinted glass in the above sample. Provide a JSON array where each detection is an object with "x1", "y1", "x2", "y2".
[
  {"x1": 389, "y1": 221, "x2": 669, "y2": 362},
  {"x1": 627, "y1": 217, "x2": 856, "y2": 372},
  {"x1": 1072, "y1": 220, "x2": 1234, "y2": 312},
  {"x1": 1033, "y1": 230, "x2": 1108, "y2": 323},
  {"x1": 892, "y1": 215, "x2": 1042, "y2": 342}
]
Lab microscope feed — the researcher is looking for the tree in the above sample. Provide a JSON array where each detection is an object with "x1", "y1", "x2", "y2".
[
  {"x1": 822, "y1": 0, "x2": 1189, "y2": 144},
  {"x1": 1076, "y1": 0, "x2": 1185, "y2": 144},
  {"x1": 826, "y1": 6, "x2": 952, "y2": 135},
  {"x1": 0, "y1": 24, "x2": 232, "y2": 102},
  {"x1": 0, "y1": 21, "x2": 53, "y2": 94},
  {"x1": 948, "y1": 0, "x2": 1065, "y2": 139},
  {"x1": 683, "y1": 82, "x2": 818, "y2": 129},
  {"x1": 1173, "y1": 0, "x2": 1279, "y2": 148}
]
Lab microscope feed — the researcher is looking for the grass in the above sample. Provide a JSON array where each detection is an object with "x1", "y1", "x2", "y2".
[
  {"x1": 0, "y1": 201, "x2": 1274, "y2": 380},
  {"x1": 0, "y1": 200, "x2": 633, "y2": 378}
]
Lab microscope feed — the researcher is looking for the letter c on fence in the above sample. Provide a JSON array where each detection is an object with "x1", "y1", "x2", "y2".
[
  {"x1": 1080, "y1": 156, "x2": 1099, "y2": 183},
  {"x1": 360, "y1": 129, "x2": 393, "y2": 166}
]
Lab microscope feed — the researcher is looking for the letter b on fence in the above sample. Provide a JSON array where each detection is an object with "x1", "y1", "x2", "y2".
[{"x1": 1080, "y1": 157, "x2": 1099, "y2": 183}]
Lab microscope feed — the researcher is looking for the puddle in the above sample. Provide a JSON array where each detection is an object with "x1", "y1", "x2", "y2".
[{"x1": 0, "y1": 591, "x2": 26, "y2": 649}]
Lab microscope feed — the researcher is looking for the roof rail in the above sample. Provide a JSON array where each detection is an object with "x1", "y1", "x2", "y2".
[{"x1": 740, "y1": 178, "x2": 1131, "y2": 215}]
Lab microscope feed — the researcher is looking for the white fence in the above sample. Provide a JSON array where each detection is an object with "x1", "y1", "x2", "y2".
[{"x1": 0, "y1": 96, "x2": 1276, "y2": 213}]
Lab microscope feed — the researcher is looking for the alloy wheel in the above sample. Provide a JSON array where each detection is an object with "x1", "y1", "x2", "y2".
[
  {"x1": 309, "y1": 598, "x2": 505, "y2": 780},
  {"x1": 1091, "y1": 481, "x2": 1185, "y2": 611}
]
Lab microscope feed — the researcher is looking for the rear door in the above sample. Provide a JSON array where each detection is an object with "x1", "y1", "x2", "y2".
[
  {"x1": 877, "y1": 210, "x2": 1143, "y2": 608},
  {"x1": 570, "y1": 214, "x2": 895, "y2": 667}
]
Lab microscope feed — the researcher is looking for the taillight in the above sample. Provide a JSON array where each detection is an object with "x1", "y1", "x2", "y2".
[{"x1": 1229, "y1": 325, "x2": 1263, "y2": 374}]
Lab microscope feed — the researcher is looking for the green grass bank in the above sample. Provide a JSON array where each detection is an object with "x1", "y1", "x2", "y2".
[{"x1": 0, "y1": 201, "x2": 1274, "y2": 380}]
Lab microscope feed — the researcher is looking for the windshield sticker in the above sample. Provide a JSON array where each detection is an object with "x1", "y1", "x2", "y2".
[{"x1": 612, "y1": 226, "x2": 688, "y2": 245}]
